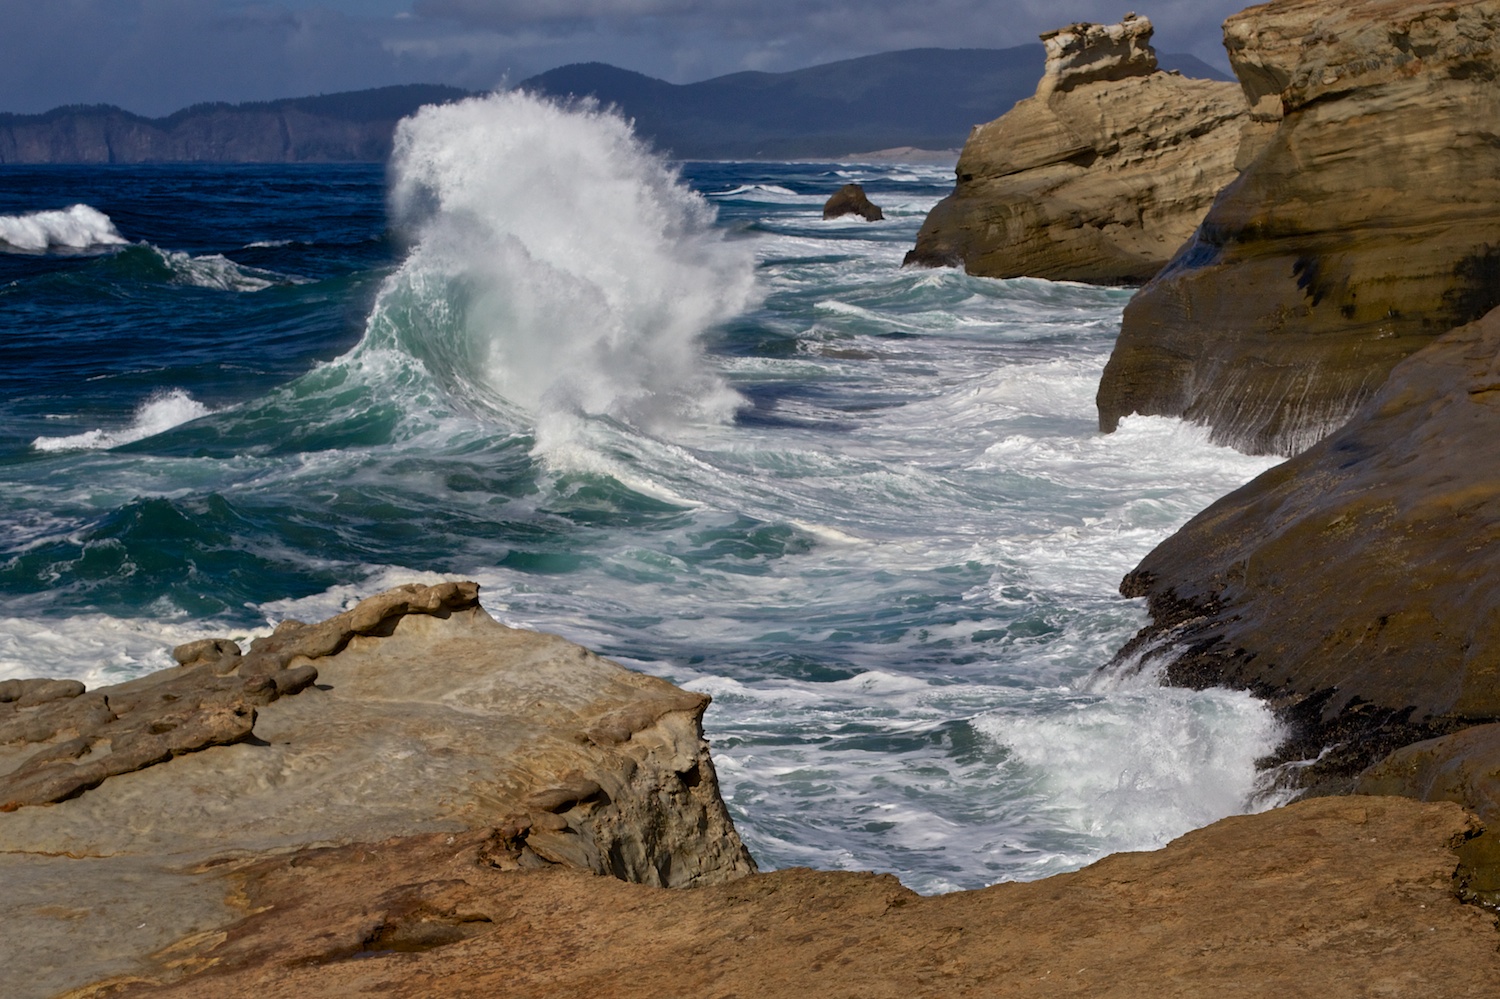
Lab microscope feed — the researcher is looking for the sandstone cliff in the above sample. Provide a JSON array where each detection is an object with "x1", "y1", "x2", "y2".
[
  {"x1": 903, "y1": 15, "x2": 1250, "y2": 284},
  {"x1": 0, "y1": 583, "x2": 753, "y2": 998},
  {"x1": 1111, "y1": 307, "x2": 1500, "y2": 793},
  {"x1": 1097, "y1": 0, "x2": 1500, "y2": 455}
]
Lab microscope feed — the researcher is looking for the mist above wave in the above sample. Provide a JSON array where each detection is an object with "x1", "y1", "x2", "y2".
[{"x1": 360, "y1": 91, "x2": 757, "y2": 451}]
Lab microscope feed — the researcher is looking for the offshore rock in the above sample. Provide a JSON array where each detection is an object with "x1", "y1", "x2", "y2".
[
  {"x1": 822, "y1": 183, "x2": 884, "y2": 221},
  {"x1": 0, "y1": 582, "x2": 754, "y2": 999},
  {"x1": 1113, "y1": 308, "x2": 1500, "y2": 792},
  {"x1": 1098, "y1": 0, "x2": 1500, "y2": 456},
  {"x1": 65, "y1": 796, "x2": 1500, "y2": 997},
  {"x1": 903, "y1": 14, "x2": 1249, "y2": 284}
]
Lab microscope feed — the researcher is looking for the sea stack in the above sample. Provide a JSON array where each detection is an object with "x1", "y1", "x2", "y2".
[
  {"x1": 823, "y1": 183, "x2": 884, "y2": 221},
  {"x1": 903, "y1": 14, "x2": 1250, "y2": 284},
  {"x1": 1097, "y1": 0, "x2": 1500, "y2": 456}
]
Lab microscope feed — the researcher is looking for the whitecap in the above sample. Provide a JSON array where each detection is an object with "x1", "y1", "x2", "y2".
[
  {"x1": 32, "y1": 390, "x2": 213, "y2": 453},
  {"x1": 0, "y1": 204, "x2": 128, "y2": 253},
  {"x1": 153, "y1": 247, "x2": 305, "y2": 292}
]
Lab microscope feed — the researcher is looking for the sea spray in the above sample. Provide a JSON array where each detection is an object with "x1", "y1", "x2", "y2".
[{"x1": 369, "y1": 91, "x2": 757, "y2": 450}]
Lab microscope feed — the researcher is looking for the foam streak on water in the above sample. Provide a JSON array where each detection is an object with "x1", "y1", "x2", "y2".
[{"x1": 0, "y1": 131, "x2": 1286, "y2": 894}]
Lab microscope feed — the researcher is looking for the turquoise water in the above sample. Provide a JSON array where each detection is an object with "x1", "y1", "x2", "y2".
[{"x1": 0, "y1": 92, "x2": 1284, "y2": 892}]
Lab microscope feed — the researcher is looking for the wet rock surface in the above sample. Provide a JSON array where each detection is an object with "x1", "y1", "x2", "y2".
[
  {"x1": 904, "y1": 14, "x2": 1248, "y2": 284},
  {"x1": 1112, "y1": 308, "x2": 1500, "y2": 792},
  {"x1": 0, "y1": 582, "x2": 754, "y2": 999},
  {"x1": 1098, "y1": 0, "x2": 1500, "y2": 455},
  {"x1": 71, "y1": 796, "x2": 1500, "y2": 998}
]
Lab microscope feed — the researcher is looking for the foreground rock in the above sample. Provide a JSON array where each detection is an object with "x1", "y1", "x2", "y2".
[
  {"x1": 1098, "y1": 0, "x2": 1500, "y2": 455},
  {"x1": 0, "y1": 583, "x2": 753, "y2": 999},
  {"x1": 66, "y1": 796, "x2": 1500, "y2": 997},
  {"x1": 1113, "y1": 308, "x2": 1500, "y2": 791},
  {"x1": 823, "y1": 183, "x2": 884, "y2": 221},
  {"x1": 1360, "y1": 724, "x2": 1500, "y2": 907},
  {"x1": 903, "y1": 15, "x2": 1249, "y2": 284}
]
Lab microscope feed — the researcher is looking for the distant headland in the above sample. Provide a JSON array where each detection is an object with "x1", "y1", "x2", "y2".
[{"x1": 0, "y1": 48, "x2": 1227, "y2": 164}]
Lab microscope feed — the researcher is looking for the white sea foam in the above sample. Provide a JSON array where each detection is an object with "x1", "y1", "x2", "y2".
[
  {"x1": 0, "y1": 204, "x2": 128, "y2": 252},
  {"x1": 973, "y1": 679, "x2": 1288, "y2": 875},
  {"x1": 365, "y1": 91, "x2": 758, "y2": 453},
  {"x1": 0, "y1": 612, "x2": 241, "y2": 688},
  {"x1": 32, "y1": 390, "x2": 212, "y2": 452}
]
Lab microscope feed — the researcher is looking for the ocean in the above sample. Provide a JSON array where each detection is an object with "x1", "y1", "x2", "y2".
[{"x1": 0, "y1": 91, "x2": 1286, "y2": 894}]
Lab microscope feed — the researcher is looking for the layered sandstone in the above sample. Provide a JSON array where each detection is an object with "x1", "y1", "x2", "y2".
[
  {"x1": 1112, "y1": 307, "x2": 1500, "y2": 791},
  {"x1": 903, "y1": 15, "x2": 1249, "y2": 284},
  {"x1": 0, "y1": 583, "x2": 753, "y2": 998},
  {"x1": 62, "y1": 796, "x2": 1500, "y2": 997},
  {"x1": 1098, "y1": 0, "x2": 1500, "y2": 455}
]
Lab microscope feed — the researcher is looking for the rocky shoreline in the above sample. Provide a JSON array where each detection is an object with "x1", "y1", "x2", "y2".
[
  {"x1": 4, "y1": 584, "x2": 1497, "y2": 996},
  {"x1": 10, "y1": 0, "x2": 1500, "y2": 993}
]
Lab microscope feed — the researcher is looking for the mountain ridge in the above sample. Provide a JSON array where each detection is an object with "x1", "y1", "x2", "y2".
[{"x1": 0, "y1": 50, "x2": 1229, "y2": 163}]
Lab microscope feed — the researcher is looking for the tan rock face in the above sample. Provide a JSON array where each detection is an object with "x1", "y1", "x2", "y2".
[
  {"x1": 1112, "y1": 308, "x2": 1500, "y2": 791},
  {"x1": 903, "y1": 15, "x2": 1249, "y2": 285},
  {"x1": 1359, "y1": 724, "x2": 1500, "y2": 906},
  {"x1": 0, "y1": 583, "x2": 753, "y2": 999},
  {"x1": 1097, "y1": 0, "x2": 1500, "y2": 456},
  {"x1": 66, "y1": 796, "x2": 1500, "y2": 998}
]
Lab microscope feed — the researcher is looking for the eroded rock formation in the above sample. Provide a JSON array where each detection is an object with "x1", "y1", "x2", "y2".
[
  {"x1": 1111, "y1": 307, "x2": 1500, "y2": 792},
  {"x1": 0, "y1": 582, "x2": 753, "y2": 998},
  {"x1": 1097, "y1": 0, "x2": 1500, "y2": 455},
  {"x1": 57, "y1": 796, "x2": 1500, "y2": 997},
  {"x1": 903, "y1": 15, "x2": 1250, "y2": 284}
]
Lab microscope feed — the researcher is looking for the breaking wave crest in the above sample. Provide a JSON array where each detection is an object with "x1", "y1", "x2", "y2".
[
  {"x1": 32, "y1": 390, "x2": 213, "y2": 452},
  {"x1": 354, "y1": 91, "x2": 757, "y2": 451},
  {"x1": 0, "y1": 204, "x2": 128, "y2": 253}
]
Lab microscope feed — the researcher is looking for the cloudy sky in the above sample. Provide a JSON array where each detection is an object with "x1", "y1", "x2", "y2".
[{"x1": 0, "y1": 0, "x2": 1252, "y2": 116}]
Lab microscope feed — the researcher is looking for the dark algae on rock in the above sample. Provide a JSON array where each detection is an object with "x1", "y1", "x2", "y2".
[
  {"x1": 1098, "y1": 0, "x2": 1500, "y2": 456},
  {"x1": 1110, "y1": 307, "x2": 1500, "y2": 794}
]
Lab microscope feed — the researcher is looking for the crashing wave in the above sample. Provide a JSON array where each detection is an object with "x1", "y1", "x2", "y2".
[
  {"x1": 354, "y1": 90, "x2": 758, "y2": 451},
  {"x1": 0, "y1": 204, "x2": 128, "y2": 253}
]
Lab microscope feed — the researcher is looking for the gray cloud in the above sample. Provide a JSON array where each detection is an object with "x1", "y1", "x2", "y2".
[{"x1": 0, "y1": 0, "x2": 1252, "y2": 116}]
